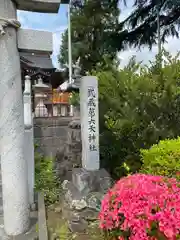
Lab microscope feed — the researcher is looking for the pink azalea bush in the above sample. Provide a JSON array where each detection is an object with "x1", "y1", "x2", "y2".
[{"x1": 99, "y1": 174, "x2": 180, "y2": 240}]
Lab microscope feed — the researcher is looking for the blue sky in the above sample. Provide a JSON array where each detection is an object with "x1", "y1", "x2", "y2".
[
  {"x1": 17, "y1": 4, "x2": 68, "y2": 68},
  {"x1": 17, "y1": 1, "x2": 180, "y2": 69}
]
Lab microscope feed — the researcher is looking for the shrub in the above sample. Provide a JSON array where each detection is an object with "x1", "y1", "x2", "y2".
[
  {"x1": 94, "y1": 51, "x2": 180, "y2": 178},
  {"x1": 99, "y1": 174, "x2": 180, "y2": 240},
  {"x1": 140, "y1": 137, "x2": 180, "y2": 180},
  {"x1": 35, "y1": 149, "x2": 60, "y2": 205}
]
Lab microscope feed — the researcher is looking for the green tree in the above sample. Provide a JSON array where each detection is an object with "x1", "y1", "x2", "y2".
[
  {"x1": 113, "y1": 0, "x2": 180, "y2": 50},
  {"x1": 58, "y1": 0, "x2": 120, "y2": 73},
  {"x1": 95, "y1": 51, "x2": 180, "y2": 178}
]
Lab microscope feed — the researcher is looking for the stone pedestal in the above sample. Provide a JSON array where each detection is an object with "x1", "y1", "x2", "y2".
[
  {"x1": 53, "y1": 105, "x2": 58, "y2": 116},
  {"x1": 0, "y1": 0, "x2": 29, "y2": 235},
  {"x1": 73, "y1": 106, "x2": 80, "y2": 118},
  {"x1": 61, "y1": 105, "x2": 66, "y2": 116},
  {"x1": 72, "y1": 168, "x2": 112, "y2": 195},
  {"x1": 69, "y1": 105, "x2": 74, "y2": 116},
  {"x1": 61, "y1": 168, "x2": 113, "y2": 233}
]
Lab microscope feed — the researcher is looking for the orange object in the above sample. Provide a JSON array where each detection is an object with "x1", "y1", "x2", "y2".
[{"x1": 52, "y1": 89, "x2": 70, "y2": 104}]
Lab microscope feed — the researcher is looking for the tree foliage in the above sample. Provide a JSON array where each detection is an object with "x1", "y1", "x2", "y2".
[
  {"x1": 58, "y1": 0, "x2": 120, "y2": 73},
  {"x1": 113, "y1": 0, "x2": 180, "y2": 50},
  {"x1": 95, "y1": 50, "x2": 180, "y2": 178}
]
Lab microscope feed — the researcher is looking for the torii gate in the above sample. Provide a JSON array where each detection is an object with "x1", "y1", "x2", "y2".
[{"x1": 0, "y1": 0, "x2": 68, "y2": 236}]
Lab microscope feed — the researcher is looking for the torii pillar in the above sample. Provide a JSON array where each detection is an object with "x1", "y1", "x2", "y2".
[{"x1": 0, "y1": 0, "x2": 61, "y2": 236}]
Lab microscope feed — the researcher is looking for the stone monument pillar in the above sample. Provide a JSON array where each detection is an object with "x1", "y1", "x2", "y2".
[
  {"x1": 23, "y1": 76, "x2": 34, "y2": 206},
  {"x1": 80, "y1": 76, "x2": 100, "y2": 170},
  {"x1": 61, "y1": 76, "x2": 112, "y2": 233},
  {"x1": 0, "y1": 0, "x2": 29, "y2": 235}
]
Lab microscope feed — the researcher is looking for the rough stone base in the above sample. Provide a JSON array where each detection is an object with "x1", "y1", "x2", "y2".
[
  {"x1": 72, "y1": 168, "x2": 112, "y2": 195},
  {"x1": 54, "y1": 119, "x2": 82, "y2": 182},
  {"x1": 61, "y1": 168, "x2": 113, "y2": 233}
]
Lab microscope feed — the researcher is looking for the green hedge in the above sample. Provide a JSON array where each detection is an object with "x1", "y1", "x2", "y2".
[{"x1": 140, "y1": 137, "x2": 180, "y2": 179}]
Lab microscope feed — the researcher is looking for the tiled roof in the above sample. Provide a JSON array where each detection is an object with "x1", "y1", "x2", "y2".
[{"x1": 20, "y1": 52, "x2": 55, "y2": 70}]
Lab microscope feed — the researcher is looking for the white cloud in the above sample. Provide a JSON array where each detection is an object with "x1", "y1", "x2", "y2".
[{"x1": 118, "y1": 37, "x2": 180, "y2": 68}]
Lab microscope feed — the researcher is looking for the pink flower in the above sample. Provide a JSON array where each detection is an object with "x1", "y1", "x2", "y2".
[{"x1": 99, "y1": 174, "x2": 180, "y2": 240}]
